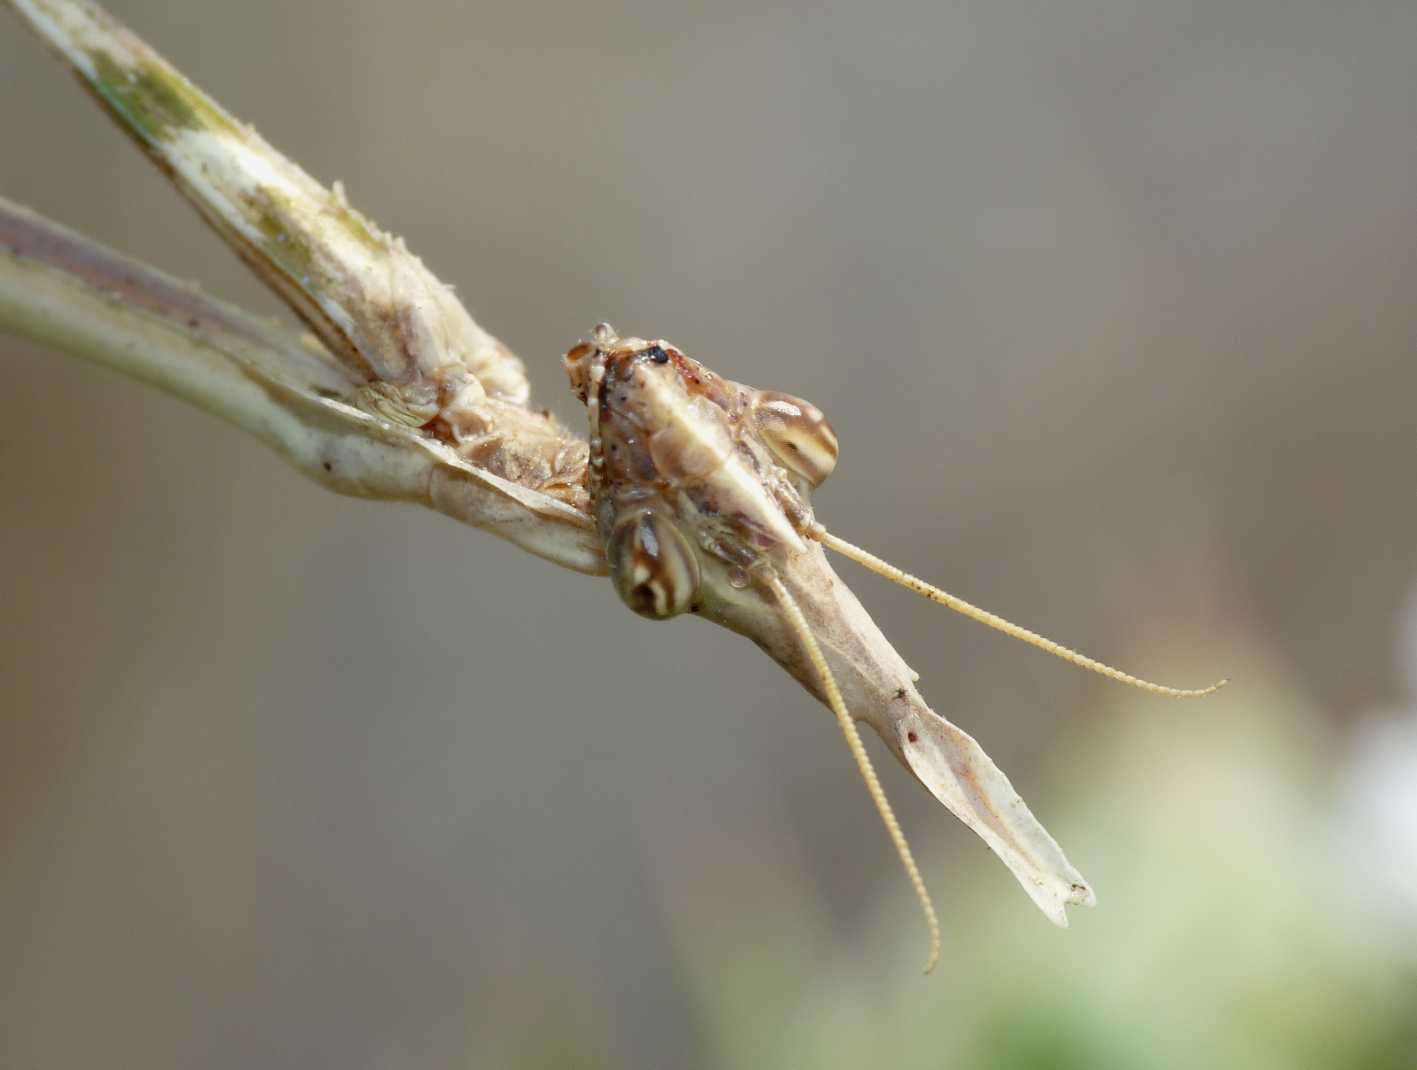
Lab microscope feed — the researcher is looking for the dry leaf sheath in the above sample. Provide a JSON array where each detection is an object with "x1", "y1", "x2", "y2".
[{"x1": 3, "y1": 0, "x2": 1224, "y2": 969}]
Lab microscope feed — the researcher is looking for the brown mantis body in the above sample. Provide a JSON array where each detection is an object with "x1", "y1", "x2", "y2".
[
  {"x1": 565, "y1": 326, "x2": 1222, "y2": 971},
  {"x1": 5, "y1": 0, "x2": 1225, "y2": 975}
]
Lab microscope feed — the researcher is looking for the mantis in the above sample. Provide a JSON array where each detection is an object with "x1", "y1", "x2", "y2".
[{"x1": 3, "y1": 0, "x2": 1224, "y2": 972}]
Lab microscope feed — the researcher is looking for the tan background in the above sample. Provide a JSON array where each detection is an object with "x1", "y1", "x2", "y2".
[{"x1": 3, "y1": 1, "x2": 1416, "y2": 1066}]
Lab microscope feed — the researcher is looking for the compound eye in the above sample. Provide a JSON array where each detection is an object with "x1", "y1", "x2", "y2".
[
  {"x1": 752, "y1": 391, "x2": 839, "y2": 488},
  {"x1": 607, "y1": 510, "x2": 701, "y2": 619}
]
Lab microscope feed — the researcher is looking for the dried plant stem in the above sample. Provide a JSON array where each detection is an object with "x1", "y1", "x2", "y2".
[{"x1": 0, "y1": 197, "x2": 605, "y2": 573}]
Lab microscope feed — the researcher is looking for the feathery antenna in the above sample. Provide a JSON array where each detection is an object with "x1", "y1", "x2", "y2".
[
  {"x1": 763, "y1": 570, "x2": 943, "y2": 974},
  {"x1": 813, "y1": 528, "x2": 1227, "y2": 699}
]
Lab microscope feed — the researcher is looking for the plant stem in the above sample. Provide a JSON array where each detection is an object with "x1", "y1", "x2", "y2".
[{"x1": 0, "y1": 197, "x2": 605, "y2": 574}]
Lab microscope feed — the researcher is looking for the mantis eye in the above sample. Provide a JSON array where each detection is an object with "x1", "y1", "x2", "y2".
[
  {"x1": 607, "y1": 510, "x2": 702, "y2": 619},
  {"x1": 752, "y1": 391, "x2": 839, "y2": 488}
]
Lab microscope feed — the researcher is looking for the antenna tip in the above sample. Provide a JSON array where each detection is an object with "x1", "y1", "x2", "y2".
[{"x1": 1171, "y1": 676, "x2": 1230, "y2": 698}]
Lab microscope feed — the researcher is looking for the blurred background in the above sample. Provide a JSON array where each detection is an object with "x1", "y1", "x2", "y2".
[{"x1": 4, "y1": 1, "x2": 1416, "y2": 1066}]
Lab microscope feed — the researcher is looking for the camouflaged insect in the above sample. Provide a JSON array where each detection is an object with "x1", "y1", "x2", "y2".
[
  {"x1": 10, "y1": 0, "x2": 1226, "y2": 974},
  {"x1": 560, "y1": 325, "x2": 1222, "y2": 969}
]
